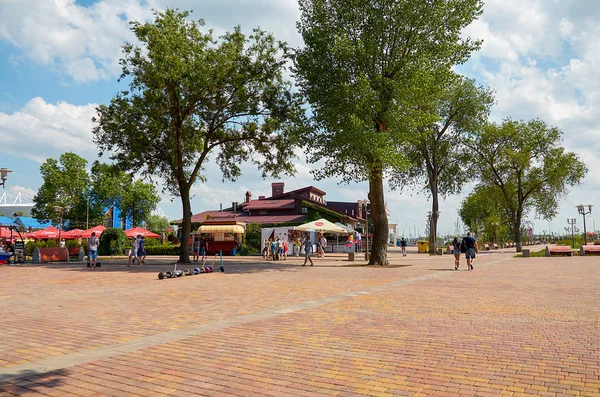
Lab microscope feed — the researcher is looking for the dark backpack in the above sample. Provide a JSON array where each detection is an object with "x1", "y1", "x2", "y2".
[{"x1": 460, "y1": 238, "x2": 467, "y2": 253}]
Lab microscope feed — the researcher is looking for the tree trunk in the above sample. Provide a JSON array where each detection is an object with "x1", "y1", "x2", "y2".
[
  {"x1": 368, "y1": 164, "x2": 388, "y2": 265},
  {"x1": 429, "y1": 189, "x2": 439, "y2": 255},
  {"x1": 513, "y1": 222, "x2": 522, "y2": 252},
  {"x1": 179, "y1": 188, "x2": 192, "y2": 263}
]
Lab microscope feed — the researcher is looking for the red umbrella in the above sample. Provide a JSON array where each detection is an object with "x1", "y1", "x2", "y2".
[
  {"x1": 125, "y1": 227, "x2": 160, "y2": 238},
  {"x1": 29, "y1": 226, "x2": 61, "y2": 239},
  {"x1": 61, "y1": 229, "x2": 85, "y2": 239},
  {"x1": 82, "y1": 225, "x2": 106, "y2": 238}
]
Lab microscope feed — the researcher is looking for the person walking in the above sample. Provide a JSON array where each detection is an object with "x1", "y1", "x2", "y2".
[
  {"x1": 302, "y1": 234, "x2": 314, "y2": 266},
  {"x1": 464, "y1": 232, "x2": 478, "y2": 270},
  {"x1": 199, "y1": 237, "x2": 208, "y2": 263},
  {"x1": 400, "y1": 237, "x2": 407, "y2": 256},
  {"x1": 318, "y1": 234, "x2": 327, "y2": 257},
  {"x1": 282, "y1": 239, "x2": 289, "y2": 260},
  {"x1": 128, "y1": 237, "x2": 140, "y2": 266},
  {"x1": 138, "y1": 235, "x2": 147, "y2": 265},
  {"x1": 452, "y1": 237, "x2": 461, "y2": 270},
  {"x1": 193, "y1": 236, "x2": 200, "y2": 262},
  {"x1": 87, "y1": 232, "x2": 99, "y2": 267}
]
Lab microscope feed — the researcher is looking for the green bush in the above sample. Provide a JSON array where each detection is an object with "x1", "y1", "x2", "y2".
[
  {"x1": 143, "y1": 237, "x2": 162, "y2": 247},
  {"x1": 145, "y1": 244, "x2": 180, "y2": 255},
  {"x1": 65, "y1": 239, "x2": 81, "y2": 248},
  {"x1": 98, "y1": 228, "x2": 129, "y2": 256}
]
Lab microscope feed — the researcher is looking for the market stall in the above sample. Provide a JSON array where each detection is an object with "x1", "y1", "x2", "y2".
[{"x1": 194, "y1": 215, "x2": 245, "y2": 255}]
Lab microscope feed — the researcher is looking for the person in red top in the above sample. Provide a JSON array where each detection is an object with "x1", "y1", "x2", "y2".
[{"x1": 283, "y1": 239, "x2": 289, "y2": 260}]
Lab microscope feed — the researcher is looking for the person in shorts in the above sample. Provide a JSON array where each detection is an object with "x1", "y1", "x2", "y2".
[
  {"x1": 137, "y1": 235, "x2": 147, "y2": 264},
  {"x1": 302, "y1": 233, "x2": 314, "y2": 266},
  {"x1": 400, "y1": 237, "x2": 407, "y2": 256},
  {"x1": 464, "y1": 232, "x2": 478, "y2": 270},
  {"x1": 87, "y1": 232, "x2": 99, "y2": 267},
  {"x1": 199, "y1": 237, "x2": 208, "y2": 262},
  {"x1": 193, "y1": 236, "x2": 200, "y2": 262},
  {"x1": 128, "y1": 237, "x2": 140, "y2": 266},
  {"x1": 452, "y1": 236, "x2": 461, "y2": 270}
]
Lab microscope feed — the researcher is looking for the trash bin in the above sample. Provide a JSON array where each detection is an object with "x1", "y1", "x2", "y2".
[
  {"x1": 231, "y1": 248, "x2": 237, "y2": 256},
  {"x1": 417, "y1": 240, "x2": 429, "y2": 253}
]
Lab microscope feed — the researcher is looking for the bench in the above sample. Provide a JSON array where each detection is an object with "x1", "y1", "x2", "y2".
[
  {"x1": 492, "y1": 243, "x2": 499, "y2": 249},
  {"x1": 545, "y1": 245, "x2": 573, "y2": 257},
  {"x1": 580, "y1": 245, "x2": 600, "y2": 256},
  {"x1": 33, "y1": 247, "x2": 69, "y2": 263},
  {"x1": 483, "y1": 243, "x2": 490, "y2": 251},
  {"x1": 67, "y1": 247, "x2": 85, "y2": 260}
]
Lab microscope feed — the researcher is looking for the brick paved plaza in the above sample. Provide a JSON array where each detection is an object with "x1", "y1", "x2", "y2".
[{"x1": 0, "y1": 246, "x2": 598, "y2": 396}]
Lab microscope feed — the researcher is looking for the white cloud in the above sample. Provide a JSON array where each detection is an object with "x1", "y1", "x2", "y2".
[
  {"x1": 0, "y1": 97, "x2": 98, "y2": 163},
  {"x1": 0, "y1": 0, "x2": 153, "y2": 82}
]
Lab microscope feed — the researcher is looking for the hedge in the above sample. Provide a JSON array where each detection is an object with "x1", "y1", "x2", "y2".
[{"x1": 145, "y1": 245, "x2": 180, "y2": 255}]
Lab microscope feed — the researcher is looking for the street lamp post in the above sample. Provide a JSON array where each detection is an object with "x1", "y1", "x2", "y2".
[
  {"x1": 567, "y1": 218, "x2": 577, "y2": 247},
  {"x1": 0, "y1": 168, "x2": 12, "y2": 189},
  {"x1": 492, "y1": 221, "x2": 499, "y2": 245},
  {"x1": 576, "y1": 204, "x2": 593, "y2": 245},
  {"x1": 53, "y1": 205, "x2": 70, "y2": 242},
  {"x1": 359, "y1": 200, "x2": 370, "y2": 261}
]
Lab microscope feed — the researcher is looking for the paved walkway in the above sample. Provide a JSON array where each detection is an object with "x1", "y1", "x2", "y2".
[{"x1": 0, "y1": 246, "x2": 598, "y2": 396}]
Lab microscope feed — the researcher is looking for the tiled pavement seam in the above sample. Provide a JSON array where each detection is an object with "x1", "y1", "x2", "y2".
[{"x1": 0, "y1": 256, "x2": 513, "y2": 385}]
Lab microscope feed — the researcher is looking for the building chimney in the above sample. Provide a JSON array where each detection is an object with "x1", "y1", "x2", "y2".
[
  {"x1": 220, "y1": 203, "x2": 223, "y2": 212},
  {"x1": 232, "y1": 202, "x2": 238, "y2": 212},
  {"x1": 245, "y1": 191, "x2": 252, "y2": 203},
  {"x1": 272, "y1": 182, "x2": 284, "y2": 197}
]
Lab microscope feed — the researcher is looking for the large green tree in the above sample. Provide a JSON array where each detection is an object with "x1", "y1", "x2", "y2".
[
  {"x1": 32, "y1": 152, "x2": 90, "y2": 228},
  {"x1": 91, "y1": 163, "x2": 160, "y2": 227},
  {"x1": 465, "y1": 119, "x2": 587, "y2": 251},
  {"x1": 93, "y1": 9, "x2": 302, "y2": 262},
  {"x1": 146, "y1": 214, "x2": 170, "y2": 234},
  {"x1": 393, "y1": 76, "x2": 494, "y2": 254},
  {"x1": 121, "y1": 180, "x2": 160, "y2": 227},
  {"x1": 295, "y1": 0, "x2": 483, "y2": 265}
]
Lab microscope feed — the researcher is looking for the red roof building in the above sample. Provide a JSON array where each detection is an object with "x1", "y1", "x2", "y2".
[{"x1": 176, "y1": 182, "x2": 365, "y2": 227}]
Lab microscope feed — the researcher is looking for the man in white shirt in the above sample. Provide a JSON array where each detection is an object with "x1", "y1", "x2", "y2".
[{"x1": 87, "y1": 232, "x2": 100, "y2": 267}]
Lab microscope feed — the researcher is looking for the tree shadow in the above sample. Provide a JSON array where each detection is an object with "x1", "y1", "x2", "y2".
[{"x1": 0, "y1": 368, "x2": 70, "y2": 395}]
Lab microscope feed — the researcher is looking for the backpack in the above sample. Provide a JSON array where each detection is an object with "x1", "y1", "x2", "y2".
[{"x1": 460, "y1": 238, "x2": 467, "y2": 253}]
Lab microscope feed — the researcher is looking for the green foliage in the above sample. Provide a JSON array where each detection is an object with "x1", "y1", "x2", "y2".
[
  {"x1": 98, "y1": 228, "x2": 129, "y2": 256},
  {"x1": 93, "y1": 9, "x2": 302, "y2": 262},
  {"x1": 244, "y1": 224, "x2": 263, "y2": 253},
  {"x1": 65, "y1": 240, "x2": 81, "y2": 248},
  {"x1": 143, "y1": 237, "x2": 162, "y2": 247},
  {"x1": 294, "y1": 0, "x2": 484, "y2": 264},
  {"x1": 146, "y1": 214, "x2": 170, "y2": 234},
  {"x1": 31, "y1": 152, "x2": 91, "y2": 226},
  {"x1": 465, "y1": 119, "x2": 588, "y2": 249},
  {"x1": 144, "y1": 244, "x2": 180, "y2": 256}
]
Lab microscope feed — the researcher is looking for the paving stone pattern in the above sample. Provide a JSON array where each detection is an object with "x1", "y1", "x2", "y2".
[{"x1": 0, "y1": 247, "x2": 598, "y2": 396}]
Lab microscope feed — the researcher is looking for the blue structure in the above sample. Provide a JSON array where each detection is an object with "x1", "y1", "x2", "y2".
[
  {"x1": 13, "y1": 216, "x2": 51, "y2": 230},
  {"x1": 105, "y1": 204, "x2": 133, "y2": 230},
  {"x1": 0, "y1": 216, "x2": 16, "y2": 226}
]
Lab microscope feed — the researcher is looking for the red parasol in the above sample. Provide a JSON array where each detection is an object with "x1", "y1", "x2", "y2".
[
  {"x1": 125, "y1": 227, "x2": 160, "y2": 238},
  {"x1": 82, "y1": 225, "x2": 107, "y2": 238}
]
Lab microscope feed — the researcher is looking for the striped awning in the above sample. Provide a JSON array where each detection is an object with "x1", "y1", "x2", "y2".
[{"x1": 198, "y1": 224, "x2": 245, "y2": 234}]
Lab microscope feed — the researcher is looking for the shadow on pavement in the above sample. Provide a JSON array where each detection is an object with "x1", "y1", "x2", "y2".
[{"x1": 0, "y1": 368, "x2": 70, "y2": 394}]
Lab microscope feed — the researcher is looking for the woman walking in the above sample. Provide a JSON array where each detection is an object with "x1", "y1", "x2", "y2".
[{"x1": 452, "y1": 237, "x2": 461, "y2": 270}]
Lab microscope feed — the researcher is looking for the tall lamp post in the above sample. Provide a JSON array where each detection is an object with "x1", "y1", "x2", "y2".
[
  {"x1": 53, "y1": 204, "x2": 70, "y2": 242},
  {"x1": 359, "y1": 200, "x2": 369, "y2": 261},
  {"x1": 0, "y1": 168, "x2": 12, "y2": 189},
  {"x1": 576, "y1": 204, "x2": 593, "y2": 245},
  {"x1": 566, "y1": 218, "x2": 577, "y2": 247}
]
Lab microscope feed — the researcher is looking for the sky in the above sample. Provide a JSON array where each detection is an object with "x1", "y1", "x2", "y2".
[{"x1": 0, "y1": 0, "x2": 599, "y2": 238}]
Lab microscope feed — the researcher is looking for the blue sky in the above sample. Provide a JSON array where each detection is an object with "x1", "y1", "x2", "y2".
[{"x1": 0, "y1": 0, "x2": 599, "y2": 237}]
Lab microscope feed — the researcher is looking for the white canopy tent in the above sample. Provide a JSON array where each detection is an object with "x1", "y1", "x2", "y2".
[{"x1": 295, "y1": 218, "x2": 346, "y2": 233}]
